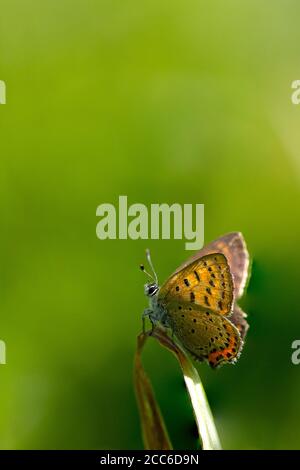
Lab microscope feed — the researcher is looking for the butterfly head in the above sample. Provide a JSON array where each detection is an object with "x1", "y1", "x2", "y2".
[{"x1": 140, "y1": 249, "x2": 159, "y2": 298}]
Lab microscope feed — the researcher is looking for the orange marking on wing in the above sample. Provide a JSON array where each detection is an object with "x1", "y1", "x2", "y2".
[{"x1": 208, "y1": 322, "x2": 242, "y2": 368}]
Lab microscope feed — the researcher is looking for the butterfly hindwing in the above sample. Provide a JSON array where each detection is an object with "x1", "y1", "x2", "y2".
[
  {"x1": 166, "y1": 302, "x2": 242, "y2": 368},
  {"x1": 230, "y1": 304, "x2": 249, "y2": 340},
  {"x1": 158, "y1": 253, "x2": 234, "y2": 316}
]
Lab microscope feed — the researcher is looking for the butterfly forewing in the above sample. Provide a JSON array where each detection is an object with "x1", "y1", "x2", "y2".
[
  {"x1": 172, "y1": 232, "x2": 249, "y2": 300},
  {"x1": 166, "y1": 302, "x2": 242, "y2": 368},
  {"x1": 158, "y1": 253, "x2": 234, "y2": 316}
]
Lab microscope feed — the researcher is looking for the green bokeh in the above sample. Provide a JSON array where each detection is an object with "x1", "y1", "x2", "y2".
[{"x1": 0, "y1": 0, "x2": 300, "y2": 449}]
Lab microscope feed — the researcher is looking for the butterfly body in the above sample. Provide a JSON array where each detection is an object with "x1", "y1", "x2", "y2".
[
  {"x1": 145, "y1": 293, "x2": 169, "y2": 327},
  {"x1": 142, "y1": 233, "x2": 249, "y2": 369}
]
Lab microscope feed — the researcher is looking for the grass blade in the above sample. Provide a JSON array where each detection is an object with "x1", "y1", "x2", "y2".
[{"x1": 134, "y1": 326, "x2": 222, "y2": 450}]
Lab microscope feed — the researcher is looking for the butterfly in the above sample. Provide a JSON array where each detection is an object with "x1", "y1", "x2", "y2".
[{"x1": 141, "y1": 232, "x2": 250, "y2": 368}]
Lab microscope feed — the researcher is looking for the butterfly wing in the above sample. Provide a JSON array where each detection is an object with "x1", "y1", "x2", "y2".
[
  {"x1": 230, "y1": 304, "x2": 249, "y2": 340},
  {"x1": 172, "y1": 232, "x2": 249, "y2": 300},
  {"x1": 158, "y1": 253, "x2": 234, "y2": 316},
  {"x1": 166, "y1": 302, "x2": 242, "y2": 368}
]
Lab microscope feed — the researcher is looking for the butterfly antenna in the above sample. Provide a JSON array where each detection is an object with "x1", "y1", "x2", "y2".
[
  {"x1": 140, "y1": 264, "x2": 155, "y2": 282},
  {"x1": 146, "y1": 248, "x2": 158, "y2": 284}
]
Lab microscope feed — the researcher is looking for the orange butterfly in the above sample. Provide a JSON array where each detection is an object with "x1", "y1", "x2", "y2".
[{"x1": 141, "y1": 233, "x2": 250, "y2": 368}]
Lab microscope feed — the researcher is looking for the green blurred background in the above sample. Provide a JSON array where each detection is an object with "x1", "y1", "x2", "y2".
[{"x1": 0, "y1": 0, "x2": 300, "y2": 450}]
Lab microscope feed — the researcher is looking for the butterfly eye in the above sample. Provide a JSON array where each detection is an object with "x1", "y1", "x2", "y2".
[{"x1": 145, "y1": 283, "x2": 158, "y2": 297}]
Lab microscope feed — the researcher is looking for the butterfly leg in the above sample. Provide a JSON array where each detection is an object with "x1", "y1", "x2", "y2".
[
  {"x1": 142, "y1": 316, "x2": 146, "y2": 334},
  {"x1": 170, "y1": 327, "x2": 178, "y2": 346},
  {"x1": 142, "y1": 308, "x2": 153, "y2": 335},
  {"x1": 149, "y1": 319, "x2": 156, "y2": 336}
]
